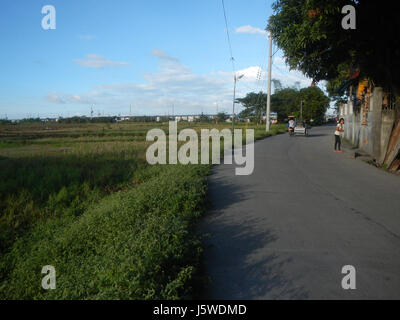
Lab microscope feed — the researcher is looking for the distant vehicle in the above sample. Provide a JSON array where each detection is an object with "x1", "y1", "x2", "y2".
[
  {"x1": 287, "y1": 116, "x2": 296, "y2": 136},
  {"x1": 294, "y1": 121, "x2": 309, "y2": 136}
]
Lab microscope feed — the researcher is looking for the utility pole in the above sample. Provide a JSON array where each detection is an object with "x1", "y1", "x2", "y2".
[
  {"x1": 232, "y1": 74, "x2": 244, "y2": 132},
  {"x1": 300, "y1": 100, "x2": 304, "y2": 121},
  {"x1": 266, "y1": 32, "x2": 272, "y2": 132},
  {"x1": 232, "y1": 77, "x2": 236, "y2": 132}
]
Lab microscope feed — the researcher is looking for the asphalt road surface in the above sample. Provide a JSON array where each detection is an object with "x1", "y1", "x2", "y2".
[{"x1": 201, "y1": 124, "x2": 400, "y2": 299}]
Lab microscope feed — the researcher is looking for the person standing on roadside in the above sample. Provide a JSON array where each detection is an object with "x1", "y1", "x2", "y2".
[{"x1": 334, "y1": 118, "x2": 345, "y2": 153}]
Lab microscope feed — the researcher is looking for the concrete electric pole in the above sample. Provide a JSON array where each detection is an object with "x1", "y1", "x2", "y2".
[
  {"x1": 300, "y1": 100, "x2": 304, "y2": 121},
  {"x1": 232, "y1": 74, "x2": 244, "y2": 132},
  {"x1": 266, "y1": 32, "x2": 272, "y2": 132}
]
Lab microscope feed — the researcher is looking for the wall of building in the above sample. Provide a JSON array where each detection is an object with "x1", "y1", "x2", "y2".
[
  {"x1": 339, "y1": 99, "x2": 374, "y2": 156},
  {"x1": 380, "y1": 109, "x2": 396, "y2": 163},
  {"x1": 339, "y1": 87, "x2": 398, "y2": 166}
]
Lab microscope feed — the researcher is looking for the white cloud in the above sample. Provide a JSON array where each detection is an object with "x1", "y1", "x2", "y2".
[
  {"x1": 235, "y1": 25, "x2": 266, "y2": 35},
  {"x1": 47, "y1": 51, "x2": 234, "y2": 114},
  {"x1": 46, "y1": 50, "x2": 313, "y2": 116},
  {"x1": 78, "y1": 35, "x2": 96, "y2": 40},
  {"x1": 151, "y1": 49, "x2": 179, "y2": 62},
  {"x1": 45, "y1": 93, "x2": 65, "y2": 104},
  {"x1": 45, "y1": 91, "x2": 101, "y2": 105},
  {"x1": 235, "y1": 66, "x2": 264, "y2": 82},
  {"x1": 270, "y1": 56, "x2": 312, "y2": 89},
  {"x1": 74, "y1": 54, "x2": 130, "y2": 69}
]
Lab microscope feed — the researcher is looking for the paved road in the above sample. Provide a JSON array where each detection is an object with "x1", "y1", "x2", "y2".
[{"x1": 201, "y1": 124, "x2": 400, "y2": 299}]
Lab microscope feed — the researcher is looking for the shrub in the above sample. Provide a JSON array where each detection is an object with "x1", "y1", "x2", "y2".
[{"x1": 0, "y1": 164, "x2": 209, "y2": 300}]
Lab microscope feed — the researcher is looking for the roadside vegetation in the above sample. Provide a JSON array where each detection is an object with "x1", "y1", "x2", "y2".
[
  {"x1": 0, "y1": 121, "x2": 285, "y2": 299},
  {"x1": 237, "y1": 80, "x2": 330, "y2": 125},
  {"x1": 268, "y1": 0, "x2": 400, "y2": 104}
]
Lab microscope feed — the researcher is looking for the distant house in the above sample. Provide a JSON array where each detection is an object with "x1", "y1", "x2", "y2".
[
  {"x1": 115, "y1": 116, "x2": 131, "y2": 122},
  {"x1": 262, "y1": 112, "x2": 278, "y2": 123}
]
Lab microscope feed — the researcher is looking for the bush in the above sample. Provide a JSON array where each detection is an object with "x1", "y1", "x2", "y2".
[
  {"x1": 0, "y1": 153, "x2": 142, "y2": 253},
  {"x1": 0, "y1": 164, "x2": 209, "y2": 300}
]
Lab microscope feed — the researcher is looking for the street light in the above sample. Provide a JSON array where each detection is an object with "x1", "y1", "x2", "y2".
[{"x1": 232, "y1": 74, "x2": 244, "y2": 132}]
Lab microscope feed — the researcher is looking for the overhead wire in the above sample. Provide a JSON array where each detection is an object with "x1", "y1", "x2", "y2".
[
  {"x1": 221, "y1": 0, "x2": 235, "y2": 73},
  {"x1": 221, "y1": 1, "x2": 270, "y2": 117}
]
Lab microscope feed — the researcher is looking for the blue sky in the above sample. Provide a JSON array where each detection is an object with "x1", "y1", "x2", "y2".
[{"x1": 0, "y1": 0, "x2": 316, "y2": 119}]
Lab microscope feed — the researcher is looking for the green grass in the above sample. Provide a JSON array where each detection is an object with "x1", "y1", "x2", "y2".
[
  {"x1": 0, "y1": 121, "x2": 286, "y2": 299},
  {"x1": 0, "y1": 165, "x2": 208, "y2": 299}
]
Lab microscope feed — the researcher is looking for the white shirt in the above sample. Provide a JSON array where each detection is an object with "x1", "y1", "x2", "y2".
[
  {"x1": 288, "y1": 120, "x2": 295, "y2": 128},
  {"x1": 335, "y1": 123, "x2": 343, "y2": 136}
]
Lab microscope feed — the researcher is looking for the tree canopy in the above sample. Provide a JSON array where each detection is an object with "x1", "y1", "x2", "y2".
[
  {"x1": 236, "y1": 91, "x2": 268, "y2": 123},
  {"x1": 268, "y1": 0, "x2": 400, "y2": 95},
  {"x1": 238, "y1": 85, "x2": 329, "y2": 124},
  {"x1": 216, "y1": 112, "x2": 228, "y2": 122},
  {"x1": 297, "y1": 86, "x2": 330, "y2": 123},
  {"x1": 270, "y1": 88, "x2": 300, "y2": 121}
]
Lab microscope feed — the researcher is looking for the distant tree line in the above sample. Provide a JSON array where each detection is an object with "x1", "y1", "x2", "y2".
[
  {"x1": 58, "y1": 116, "x2": 116, "y2": 124},
  {"x1": 237, "y1": 80, "x2": 330, "y2": 125},
  {"x1": 0, "y1": 116, "x2": 163, "y2": 125}
]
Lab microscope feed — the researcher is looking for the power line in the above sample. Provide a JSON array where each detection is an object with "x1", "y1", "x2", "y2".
[
  {"x1": 272, "y1": 42, "x2": 279, "y2": 57},
  {"x1": 255, "y1": 34, "x2": 268, "y2": 84},
  {"x1": 250, "y1": 33, "x2": 269, "y2": 116},
  {"x1": 272, "y1": 63, "x2": 286, "y2": 74},
  {"x1": 221, "y1": 0, "x2": 235, "y2": 73}
]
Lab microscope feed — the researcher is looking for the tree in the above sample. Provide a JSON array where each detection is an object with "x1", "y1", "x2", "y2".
[
  {"x1": 237, "y1": 92, "x2": 267, "y2": 123},
  {"x1": 216, "y1": 112, "x2": 228, "y2": 123},
  {"x1": 270, "y1": 88, "x2": 299, "y2": 121},
  {"x1": 268, "y1": 0, "x2": 400, "y2": 95},
  {"x1": 298, "y1": 87, "x2": 330, "y2": 124},
  {"x1": 199, "y1": 113, "x2": 210, "y2": 122},
  {"x1": 272, "y1": 79, "x2": 283, "y2": 92},
  {"x1": 325, "y1": 63, "x2": 351, "y2": 110},
  {"x1": 238, "y1": 85, "x2": 329, "y2": 124}
]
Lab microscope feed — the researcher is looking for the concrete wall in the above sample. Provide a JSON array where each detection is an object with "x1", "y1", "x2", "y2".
[
  {"x1": 339, "y1": 99, "x2": 373, "y2": 155},
  {"x1": 380, "y1": 109, "x2": 396, "y2": 163},
  {"x1": 371, "y1": 88, "x2": 383, "y2": 159},
  {"x1": 338, "y1": 87, "x2": 397, "y2": 162}
]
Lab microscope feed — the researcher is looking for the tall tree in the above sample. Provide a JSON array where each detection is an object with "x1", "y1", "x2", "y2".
[
  {"x1": 270, "y1": 88, "x2": 300, "y2": 121},
  {"x1": 268, "y1": 0, "x2": 400, "y2": 95},
  {"x1": 298, "y1": 87, "x2": 330, "y2": 124},
  {"x1": 237, "y1": 92, "x2": 268, "y2": 123},
  {"x1": 272, "y1": 79, "x2": 283, "y2": 92}
]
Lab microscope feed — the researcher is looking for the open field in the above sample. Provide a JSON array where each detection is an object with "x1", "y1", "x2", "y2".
[{"x1": 0, "y1": 121, "x2": 285, "y2": 299}]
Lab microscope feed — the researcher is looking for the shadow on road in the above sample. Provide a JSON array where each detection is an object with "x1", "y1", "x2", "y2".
[
  {"x1": 199, "y1": 171, "x2": 310, "y2": 299},
  {"x1": 305, "y1": 133, "x2": 330, "y2": 137}
]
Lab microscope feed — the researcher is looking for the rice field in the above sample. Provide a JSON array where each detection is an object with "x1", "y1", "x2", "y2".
[{"x1": 0, "y1": 120, "x2": 285, "y2": 299}]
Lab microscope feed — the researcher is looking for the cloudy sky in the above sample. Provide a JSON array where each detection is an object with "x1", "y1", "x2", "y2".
[{"x1": 0, "y1": 0, "x2": 316, "y2": 119}]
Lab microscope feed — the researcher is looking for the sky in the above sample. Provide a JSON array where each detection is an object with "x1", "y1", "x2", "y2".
[{"x1": 0, "y1": 0, "x2": 318, "y2": 119}]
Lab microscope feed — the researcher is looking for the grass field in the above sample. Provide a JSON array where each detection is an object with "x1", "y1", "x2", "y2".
[{"x1": 0, "y1": 121, "x2": 285, "y2": 299}]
